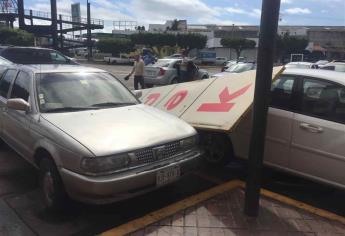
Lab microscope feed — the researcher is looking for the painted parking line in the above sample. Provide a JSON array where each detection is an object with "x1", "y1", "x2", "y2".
[
  {"x1": 99, "y1": 180, "x2": 242, "y2": 236},
  {"x1": 100, "y1": 173, "x2": 345, "y2": 236},
  {"x1": 195, "y1": 172, "x2": 345, "y2": 225}
]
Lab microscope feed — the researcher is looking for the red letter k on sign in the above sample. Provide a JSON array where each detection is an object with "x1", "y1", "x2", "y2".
[{"x1": 197, "y1": 84, "x2": 252, "y2": 112}]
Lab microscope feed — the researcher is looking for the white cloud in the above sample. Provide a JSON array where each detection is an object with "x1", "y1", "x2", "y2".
[
  {"x1": 25, "y1": 0, "x2": 254, "y2": 32},
  {"x1": 281, "y1": 0, "x2": 293, "y2": 4},
  {"x1": 225, "y1": 7, "x2": 261, "y2": 18},
  {"x1": 285, "y1": 8, "x2": 311, "y2": 14}
]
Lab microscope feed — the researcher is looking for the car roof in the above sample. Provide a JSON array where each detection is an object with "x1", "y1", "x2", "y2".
[
  {"x1": 286, "y1": 61, "x2": 313, "y2": 65},
  {"x1": 283, "y1": 68, "x2": 345, "y2": 85},
  {"x1": 2, "y1": 46, "x2": 55, "y2": 51},
  {"x1": 7, "y1": 64, "x2": 105, "y2": 74}
]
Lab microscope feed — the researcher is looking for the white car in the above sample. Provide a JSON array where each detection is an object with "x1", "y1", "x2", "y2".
[
  {"x1": 231, "y1": 68, "x2": 345, "y2": 190},
  {"x1": 285, "y1": 61, "x2": 318, "y2": 69}
]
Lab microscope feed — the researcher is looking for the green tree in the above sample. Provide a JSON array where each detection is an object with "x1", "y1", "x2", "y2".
[
  {"x1": 176, "y1": 33, "x2": 207, "y2": 52},
  {"x1": 130, "y1": 33, "x2": 176, "y2": 48},
  {"x1": 275, "y1": 33, "x2": 308, "y2": 62},
  {"x1": 0, "y1": 28, "x2": 34, "y2": 46},
  {"x1": 96, "y1": 38, "x2": 133, "y2": 56},
  {"x1": 220, "y1": 38, "x2": 256, "y2": 59}
]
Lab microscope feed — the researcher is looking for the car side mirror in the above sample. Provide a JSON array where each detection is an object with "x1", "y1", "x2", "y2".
[
  {"x1": 133, "y1": 90, "x2": 142, "y2": 99},
  {"x1": 7, "y1": 98, "x2": 30, "y2": 112}
]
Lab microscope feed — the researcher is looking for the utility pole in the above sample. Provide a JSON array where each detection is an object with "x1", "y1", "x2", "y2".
[
  {"x1": 87, "y1": 0, "x2": 92, "y2": 61},
  {"x1": 244, "y1": 0, "x2": 281, "y2": 217},
  {"x1": 51, "y1": 0, "x2": 58, "y2": 50}
]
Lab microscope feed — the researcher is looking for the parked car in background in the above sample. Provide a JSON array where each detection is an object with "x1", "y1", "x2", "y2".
[
  {"x1": 165, "y1": 53, "x2": 183, "y2": 59},
  {"x1": 0, "y1": 64, "x2": 202, "y2": 211},
  {"x1": 221, "y1": 60, "x2": 238, "y2": 72},
  {"x1": 231, "y1": 68, "x2": 345, "y2": 190},
  {"x1": 285, "y1": 61, "x2": 318, "y2": 69},
  {"x1": 0, "y1": 47, "x2": 78, "y2": 65},
  {"x1": 104, "y1": 54, "x2": 134, "y2": 65},
  {"x1": 319, "y1": 62, "x2": 345, "y2": 73},
  {"x1": 315, "y1": 60, "x2": 329, "y2": 66},
  {"x1": 213, "y1": 62, "x2": 256, "y2": 78},
  {"x1": 214, "y1": 57, "x2": 227, "y2": 66},
  {"x1": 144, "y1": 59, "x2": 209, "y2": 87}
]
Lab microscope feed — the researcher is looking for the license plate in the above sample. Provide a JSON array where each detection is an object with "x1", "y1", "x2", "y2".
[{"x1": 156, "y1": 165, "x2": 180, "y2": 187}]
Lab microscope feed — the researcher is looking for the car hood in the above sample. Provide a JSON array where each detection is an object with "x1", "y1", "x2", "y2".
[{"x1": 41, "y1": 104, "x2": 196, "y2": 157}]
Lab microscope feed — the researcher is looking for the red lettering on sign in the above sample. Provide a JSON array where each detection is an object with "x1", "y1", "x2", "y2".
[
  {"x1": 197, "y1": 84, "x2": 252, "y2": 112},
  {"x1": 164, "y1": 90, "x2": 188, "y2": 110},
  {"x1": 145, "y1": 93, "x2": 160, "y2": 106}
]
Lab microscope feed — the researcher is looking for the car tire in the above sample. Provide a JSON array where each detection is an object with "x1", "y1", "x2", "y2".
[
  {"x1": 39, "y1": 157, "x2": 69, "y2": 212},
  {"x1": 199, "y1": 131, "x2": 234, "y2": 166},
  {"x1": 171, "y1": 78, "x2": 178, "y2": 84},
  {"x1": 202, "y1": 75, "x2": 208, "y2": 79},
  {"x1": 145, "y1": 83, "x2": 154, "y2": 88}
]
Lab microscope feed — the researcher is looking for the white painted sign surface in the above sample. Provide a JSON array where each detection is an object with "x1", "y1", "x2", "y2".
[{"x1": 140, "y1": 67, "x2": 284, "y2": 132}]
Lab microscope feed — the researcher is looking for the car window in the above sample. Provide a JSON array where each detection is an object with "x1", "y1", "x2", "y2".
[
  {"x1": 50, "y1": 52, "x2": 68, "y2": 63},
  {"x1": 301, "y1": 78, "x2": 345, "y2": 124},
  {"x1": 270, "y1": 75, "x2": 296, "y2": 110},
  {"x1": 36, "y1": 72, "x2": 139, "y2": 112},
  {"x1": 335, "y1": 65, "x2": 345, "y2": 72},
  {"x1": 0, "y1": 69, "x2": 17, "y2": 98},
  {"x1": 10, "y1": 71, "x2": 31, "y2": 101}
]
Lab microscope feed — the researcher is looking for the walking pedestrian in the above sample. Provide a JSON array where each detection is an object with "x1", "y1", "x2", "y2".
[{"x1": 127, "y1": 55, "x2": 145, "y2": 90}]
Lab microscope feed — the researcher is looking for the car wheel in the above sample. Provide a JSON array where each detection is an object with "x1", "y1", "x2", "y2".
[
  {"x1": 171, "y1": 78, "x2": 178, "y2": 84},
  {"x1": 39, "y1": 157, "x2": 68, "y2": 212},
  {"x1": 199, "y1": 131, "x2": 234, "y2": 166},
  {"x1": 145, "y1": 83, "x2": 153, "y2": 88},
  {"x1": 202, "y1": 75, "x2": 208, "y2": 79}
]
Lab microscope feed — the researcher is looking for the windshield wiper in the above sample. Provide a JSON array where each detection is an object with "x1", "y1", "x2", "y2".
[
  {"x1": 44, "y1": 107, "x2": 99, "y2": 113},
  {"x1": 91, "y1": 102, "x2": 137, "y2": 108}
]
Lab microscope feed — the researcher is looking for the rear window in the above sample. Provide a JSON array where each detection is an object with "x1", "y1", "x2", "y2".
[{"x1": 153, "y1": 60, "x2": 175, "y2": 67}]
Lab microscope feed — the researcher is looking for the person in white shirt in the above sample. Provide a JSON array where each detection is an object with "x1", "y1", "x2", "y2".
[{"x1": 128, "y1": 55, "x2": 145, "y2": 89}]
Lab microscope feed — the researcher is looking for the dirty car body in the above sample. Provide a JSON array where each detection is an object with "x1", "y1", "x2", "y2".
[{"x1": 0, "y1": 64, "x2": 201, "y2": 206}]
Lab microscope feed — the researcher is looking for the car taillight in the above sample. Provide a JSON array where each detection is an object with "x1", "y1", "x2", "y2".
[{"x1": 158, "y1": 68, "x2": 166, "y2": 76}]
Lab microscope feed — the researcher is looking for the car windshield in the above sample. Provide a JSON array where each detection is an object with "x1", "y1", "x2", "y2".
[
  {"x1": 153, "y1": 59, "x2": 175, "y2": 67},
  {"x1": 225, "y1": 63, "x2": 253, "y2": 73},
  {"x1": 36, "y1": 72, "x2": 139, "y2": 113}
]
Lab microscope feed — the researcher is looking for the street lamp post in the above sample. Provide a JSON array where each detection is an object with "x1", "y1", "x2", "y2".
[
  {"x1": 87, "y1": 0, "x2": 92, "y2": 61},
  {"x1": 244, "y1": 0, "x2": 281, "y2": 217}
]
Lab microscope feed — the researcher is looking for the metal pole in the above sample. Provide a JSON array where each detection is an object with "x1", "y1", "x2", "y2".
[
  {"x1": 59, "y1": 14, "x2": 63, "y2": 49},
  {"x1": 244, "y1": 0, "x2": 281, "y2": 217},
  {"x1": 87, "y1": 0, "x2": 92, "y2": 61},
  {"x1": 50, "y1": 0, "x2": 58, "y2": 50}
]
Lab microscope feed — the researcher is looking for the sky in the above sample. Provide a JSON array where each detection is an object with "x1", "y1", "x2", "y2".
[{"x1": 23, "y1": 0, "x2": 345, "y2": 32}]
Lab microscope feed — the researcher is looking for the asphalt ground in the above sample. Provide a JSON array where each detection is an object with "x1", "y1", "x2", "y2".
[
  {"x1": 0, "y1": 62, "x2": 344, "y2": 235},
  {"x1": 78, "y1": 62, "x2": 222, "y2": 90}
]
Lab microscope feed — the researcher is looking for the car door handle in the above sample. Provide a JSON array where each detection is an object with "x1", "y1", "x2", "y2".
[{"x1": 299, "y1": 123, "x2": 323, "y2": 133}]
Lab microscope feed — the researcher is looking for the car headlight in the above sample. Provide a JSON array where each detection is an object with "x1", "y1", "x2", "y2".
[
  {"x1": 81, "y1": 154, "x2": 129, "y2": 175},
  {"x1": 180, "y1": 135, "x2": 198, "y2": 150}
]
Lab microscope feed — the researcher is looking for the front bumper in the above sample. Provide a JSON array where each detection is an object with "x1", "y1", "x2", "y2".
[{"x1": 60, "y1": 149, "x2": 201, "y2": 204}]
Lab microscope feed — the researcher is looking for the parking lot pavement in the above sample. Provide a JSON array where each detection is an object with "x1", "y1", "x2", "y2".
[
  {"x1": 78, "y1": 62, "x2": 222, "y2": 90},
  {"x1": 1, "y1": 142, "x2": 344, "y2": 236},
  {"x1": 0, "y1": 143, "x2": 223, "y2": 236}
]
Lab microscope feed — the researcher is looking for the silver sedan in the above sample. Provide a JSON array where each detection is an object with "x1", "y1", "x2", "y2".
[
  {"x1": 0, "y1": 64, "x2": 202, "y2": 211},
  {"x1": 144, "y1": 59, "x2": 209, "y2": 87}
]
